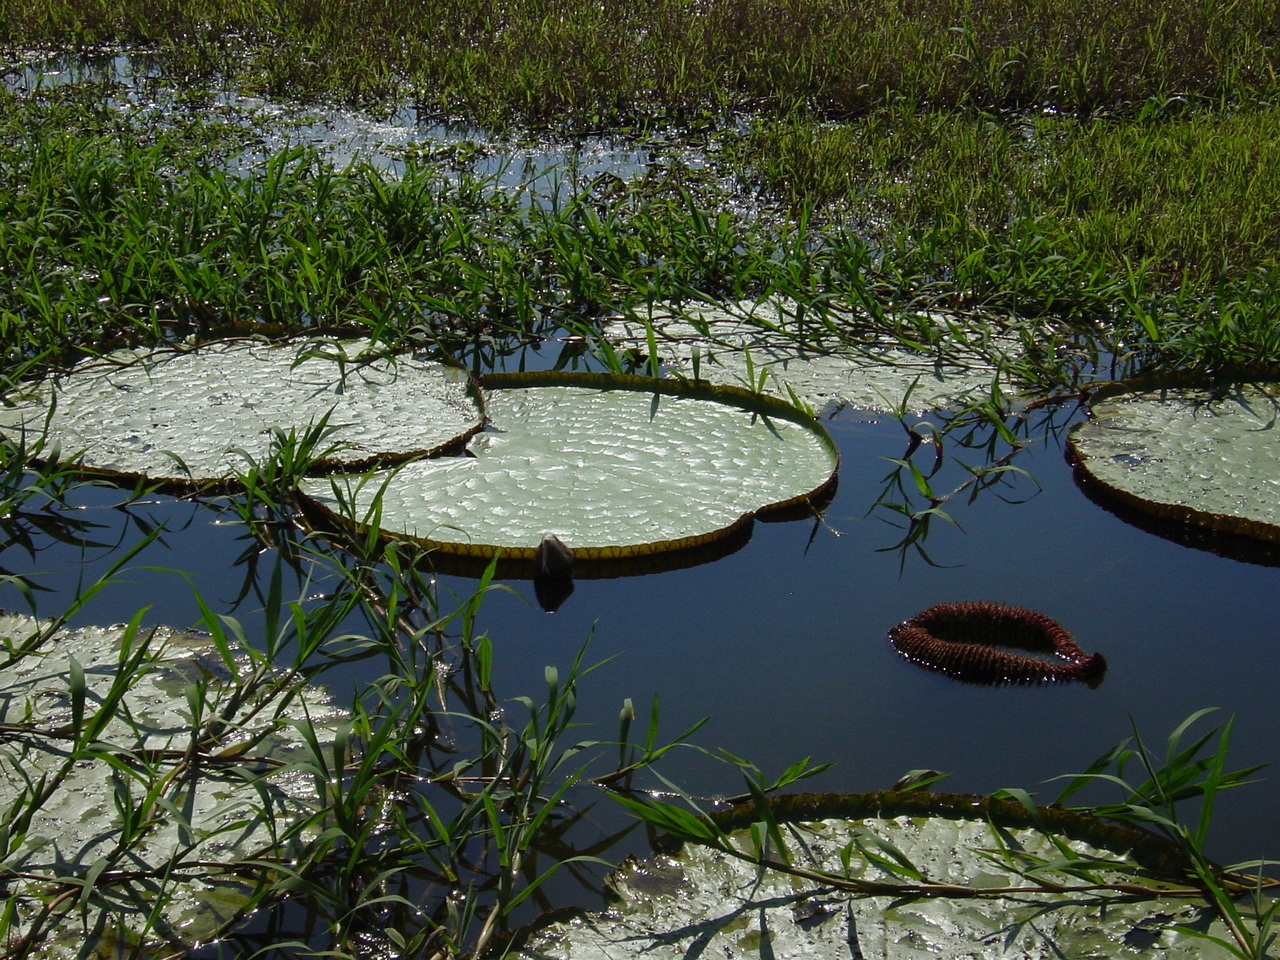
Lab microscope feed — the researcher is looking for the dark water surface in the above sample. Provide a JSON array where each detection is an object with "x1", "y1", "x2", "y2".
[
  {"x1": 463, "y1": 407, "x2": 1280, "y2": 871},
  {"x1": 7, "y1": 401, "x2": 1278, "y2": 880}
]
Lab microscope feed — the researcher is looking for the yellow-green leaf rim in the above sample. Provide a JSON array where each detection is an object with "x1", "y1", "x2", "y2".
[{"x1": 1068, "y1": 376, "x2": 1280, "y2": 544}]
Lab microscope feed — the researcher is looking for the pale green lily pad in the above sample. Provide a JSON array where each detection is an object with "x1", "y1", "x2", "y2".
[
  {"x1": 517, "y1": 799, "x2": 1242, "y2": 960},
  {"x1": 300, "y1": 372, "x2": 838, "y2": 567},
  {"x1": 605, "y1": 300, "x2": 1012, "y2": 415},
  {"x1": 1068, "y1": 381, "x2": 1280, "y2": 542},
  {"x1": 0, "y1": 339, "x2": 481, "y2": 488},
  {"x1": 0, "y1": 611, "x2": 344, "y2": 956}
]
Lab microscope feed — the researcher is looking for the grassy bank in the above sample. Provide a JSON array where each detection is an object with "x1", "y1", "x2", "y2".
[
  {"x1": 1, "y1": 0, "x2": 1277, "y2": 385},
  {"x1": 2, "y1": 92, "x2": 1278, "y2": 394}
]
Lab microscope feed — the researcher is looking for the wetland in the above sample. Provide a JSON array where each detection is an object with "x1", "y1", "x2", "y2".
[{"x1": 1, "y1": 2, "x2": 1280, "y2": 957}]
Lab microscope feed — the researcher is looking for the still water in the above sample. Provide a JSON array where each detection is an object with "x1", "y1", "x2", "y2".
[
  {"x1": 7, "y1": 393, "x2": 1277, "y2": 880},
  {"x1": 6, "y1": 47, "x2": 1276, "y2": 953},
  {"x1": 462, "y1": 406, "x2": 1280, "y2": 870}
]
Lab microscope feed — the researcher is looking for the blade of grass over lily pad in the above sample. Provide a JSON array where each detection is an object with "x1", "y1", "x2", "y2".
[
  {"x1": 514, "y1": 789, "x2": 1253, "y2": 960},
  {"x1": 1067, "y1": 376, "x2": 1280, "y2": 545},
  {"x1": 605, "y1": 300, "x2": 1013, "y2": 416},
  {"x1": 0, "y1": 610, "x2": 346, "y2": 958},
  {"x1": 299, "y1": 371, "x2": 838, "y2": 577},
  {"x1": 0, "y1": 339, "x2": 482, "y2": 491}
]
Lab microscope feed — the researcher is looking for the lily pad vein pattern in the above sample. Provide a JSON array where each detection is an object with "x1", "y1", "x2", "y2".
[
  {"x1": 0, "y1": 340, "x2": 481, "y2": 485},
  {"x1": 306, "y1": 380, "x2": 839, "y2": 554}
]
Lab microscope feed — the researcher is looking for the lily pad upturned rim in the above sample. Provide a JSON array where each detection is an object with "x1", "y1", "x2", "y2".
[
  {"x1": 1067, "y1": 371, "x2": 1280, "y2": 546},
  {"x1": 298, "y1": 371, "x2": 840, "y2": 579},
  {"x1": 503, "y1": 789, "x2": 1201, "y2": 957},
  {"x1": 0, "y1": 338, "x2": 487, "y2": 495},
  {"x1": 655, "y1": 790, "x2": 1197, "y2": 879}
]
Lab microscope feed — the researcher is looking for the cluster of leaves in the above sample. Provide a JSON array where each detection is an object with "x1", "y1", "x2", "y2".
[{"x1": 0, "y1": 91, "x2": 886, "y2": 374}]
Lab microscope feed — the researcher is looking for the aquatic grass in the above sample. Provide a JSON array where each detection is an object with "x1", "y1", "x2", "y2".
[
  {"x1": 746, "y1": 105, "x2": 1280, "y2": 286},
  {"x1": 610, "y1": 710, "x2": 1278, "y2": 959},
  {"x1": 1, "y1": 8, "x2": 1279, "y2": 959},
  {"x1": 867, "y1": 386, "x2": 1061, "y2": 568},
  {"x1": 740, "y1": 102, "x2": 1280, "y2": 378},
  {"x1": 0, "y1": 94, "x2": 878, "y2": 368},
  {"x1": 0, "y1": 581, "x2": 306, "y2": 956},
  {"x1": 1049, "y1": 709, "x2": 1277, "y2": 959},
  {"x1": 2, "y1": 0, "x2": 1277, "y2": 124},
  {"x1": 210, "y1": 553, "x2": 714, "y2": 959},
  {"x1": 5, "y1": 71, "x2": 1278, "y2": 390}
]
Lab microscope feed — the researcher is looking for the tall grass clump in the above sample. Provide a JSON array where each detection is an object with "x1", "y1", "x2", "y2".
[
  {"x1": 748, "y1": 107, "x2": 1280, "y2": 286},
  {"x1": 0, "y1": 88, "x2": 890, "y2": 371},
  {"x1": 4, "y1": 0, "x2": 1279, "y2": 377}
]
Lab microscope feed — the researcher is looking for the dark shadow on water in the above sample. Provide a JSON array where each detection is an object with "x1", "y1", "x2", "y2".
[{"x1": 1069, "y1": 453, "x2": 1280, "y2": 568}]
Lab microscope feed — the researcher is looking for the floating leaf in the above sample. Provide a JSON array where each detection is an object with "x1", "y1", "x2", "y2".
[
  {"x1": 1068, "y1": 378, "x2": 1280, "y2": 544},
  {"x1": 515, "y1": 792, "x2": 1245, "y2": 960},
  {"x1": 0, "y1": 611, "x2": 345, "y2": 957},
  {"x1": 605, "y1": 301, "x2": 1012, "y2": 415},
  {"x1": 0, "y1": 339, "x2": 483, "y2": 489},
  {"x1": 300, "y1": 372, "x2": 839, "y2": 576}
]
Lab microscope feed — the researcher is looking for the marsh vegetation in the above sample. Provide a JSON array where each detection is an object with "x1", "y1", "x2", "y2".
[{"x1": 1, "y1": 0, "x2": 1279, "y2": 957}]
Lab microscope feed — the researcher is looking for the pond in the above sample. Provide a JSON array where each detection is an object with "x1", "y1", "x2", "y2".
[
  {"x1": 3, "y1": 57, "x2": 1278, "y2": 952},
  {"x1": 6, "y1": 364, "x2": 1277, "y2": 881}
]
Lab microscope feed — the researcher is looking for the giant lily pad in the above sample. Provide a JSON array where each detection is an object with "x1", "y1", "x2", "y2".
[
  {"x1": 1067, "y1": 378, "x2": 1280, "y2": 544},
  {"x1": 300, "y1": 372, "x2": 839, "y2": 576},
  {"x1": 515, "y1": 792, "x2": 1245, "y2": 959},
  {"x1": 605, "y1": 300, "x2": 1013, "y2": 415},
  {"x1": 0, "y1": 339, "x2": 482, "y2": 489},
  {"x1": 0, "y1": 610, "x2": 344, "y2": 956}
]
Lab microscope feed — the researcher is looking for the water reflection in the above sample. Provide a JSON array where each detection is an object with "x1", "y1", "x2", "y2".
[
  {"x1": 4, "y1": 395, "x2": 1280, "y2": 950},
  {"x1": 865, "y1": 399, "x2": 1074, "y2": 569},
  {"x1": 4, "y1": 49, "x2": 707, "y2": 186},
  {"x1": 1071, "y1": 464, "x2": 1280, "y2": 568}
]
